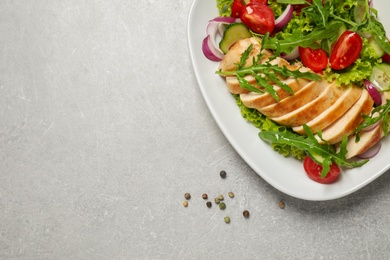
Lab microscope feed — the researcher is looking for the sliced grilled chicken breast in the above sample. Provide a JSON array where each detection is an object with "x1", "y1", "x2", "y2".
[
  {"x1": 271, "y1": 81, "x2": 344, "y2": 127},
  {"x1": 258, "y1": 79, "x2": 329, "y2": 118},
  {"x1": 240, "y1": 77, "x2": 310, "y2": 109},
  {"x1": 218, "y1": 37, "x2": 272, "y2": 72},
  {"x1": 343, "y1": 123, "x2": 383, "y2": 159},
  {"x1": 316, "y1": 89, "x2": 374, "y2": 144},
  {"x1": 292, "y1": 85, "x2": 362, "y2": 134}
]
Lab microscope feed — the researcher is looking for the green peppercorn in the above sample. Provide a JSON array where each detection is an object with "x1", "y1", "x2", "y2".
[
  {"x1": 218, "y1": 195, "x2": 224, "y2": 201},
  {"x1": 184, "y1": 193, "x2": 191, "y2": 200},
  {"x1": 228, "y1": 192, "x2": 234, "y2": 198},
  {"x1": 219, "y1": 202, "x2": 226, "y2": 210},
  {"x1": 206, "y1": 201, "x2": 212, "y2": 208},
  {"x1": 224, "y1": 216, "x2": 230, "y2": 223},
  {"x1": 214, "y1": 197, "x2": 220, "y2": 204},
  {"x1": 202, "y1": 194, "x2": 208, "y2": 200}
]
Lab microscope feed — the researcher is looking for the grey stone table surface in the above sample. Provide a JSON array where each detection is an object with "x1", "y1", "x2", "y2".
[{"x1": 1, "y1": 0, "x2": 390, "y2": 259}]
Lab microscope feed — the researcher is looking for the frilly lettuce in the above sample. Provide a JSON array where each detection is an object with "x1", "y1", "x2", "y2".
[{"x1": 235, "y1": 95, "x2": 307, "y2": 160}]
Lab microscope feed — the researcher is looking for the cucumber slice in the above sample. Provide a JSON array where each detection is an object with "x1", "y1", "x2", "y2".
[
  {"x1": 367, "y1": 37, "x2": 385, "y2": 58},
  {"x1": 370, "y1": 63, "x2": 390, "y2": 90},
  {"x1": 219, "y1": 23, "x2": 252, "y2": 54},
  {"x1": 307, "y1": 152, "x2": 325, "y2": 164}
]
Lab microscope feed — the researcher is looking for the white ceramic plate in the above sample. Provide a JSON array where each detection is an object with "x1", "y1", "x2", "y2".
[{"x1": 188, "y1": 0, "x2": 390, "y2": 201}]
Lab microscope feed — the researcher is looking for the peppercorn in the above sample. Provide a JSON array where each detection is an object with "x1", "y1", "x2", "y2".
[
  {"x1": 202, "y1": 194, "x2": 208, "y2": 200},
  {"x1": 224, "y1": 216, "x2": 230, "y2": 223},
  {"x1": 218, "y1": 195, "x2": 224, "y2": 201},
  {"x1": 219, "y1": 202, "x2": 226, "y2": 210},
  {"x1": 228, "y1": 192, "x2": 234, "y2": 198},
  {"x1": 220, "y1": 170, "x2": 227, "y2": 179},
  {"x1": 214, "y1": 197, "x2": 220, "y2": 204},
  {"x1": 183, "y1": 201, "x2": 188, "y2": 207},
  {"x1": 243, "y1": 210, "x2": 250, "y2": 218},
  {"x1": 206, "y1": 201, "x2": 212, "y2": 208},
  {"x1": 278, "y1": 200, "x2": 285, "y2": 209},
  {"x1": 184, "y1": 193, "x2": 191, "y2": 200}
]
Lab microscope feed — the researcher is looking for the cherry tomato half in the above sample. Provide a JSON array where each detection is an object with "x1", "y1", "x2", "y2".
[
  {"x1": 382, "y1": 52, "x2": 390, "y2": 63},
  {"x1": 303, "y1": 156, "x2": 341, "y2": 184},
  {"x1": 330, "y1": 31, "x2": 363, "y2": 70},
  {"x1": 231, "y1": 0, "x2": 245, "y2": 18},
  {"x1": 240, "y1": 3, "x2": 275, "y2": 35},
  {"x1": 299, "y1": 46, "x2": 328, "y2": 72}
]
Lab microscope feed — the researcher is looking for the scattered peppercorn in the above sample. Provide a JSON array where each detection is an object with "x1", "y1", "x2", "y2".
[
  {"x1": 214, "y1": 197, "x2": 220, "y2": 204},
  {"x1": 220, "y1": 170, "x2": 227, "y2": 179},
  {"x1": 183, "y1": 201, "x2": 188, "y2": 207},
  {"x1": 218, "y1": 194, "x2": 224, "y2": 201},
  {"x1": 278, "y1": 200, "x2": 285, "y2": 209},
  {"x1": 202, "y1": 194, "x2": 208, "y2": 200},
  {"x1": 206, "y1": 201, "x2": 212, "y2": 208},
  {"x1": 228, "y1": 192, "x2": 234, "y2": 198},
  {"x1": 224, "y1": 216, "x2": 230, "y2": 223},
  {"x1": 219, "y1": 202, "x2": 226, "y2": 210},
  {"x1": 243, "y1": 210, "x2": 250, "y2": 218},
  {"x1": 184, "y1": 193, "x2": 191, "y2": 200}
]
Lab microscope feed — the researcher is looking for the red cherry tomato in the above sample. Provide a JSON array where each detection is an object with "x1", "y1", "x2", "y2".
[
  {"x1": 303, "y1": 156, "x2": 341, "y2": 184},
  {"x1": 298, "y1": 46, "x2": 328, "y2": 72},
  {"x1": 382, "y1": 52, "x2": 390, "y2": 63},
  {"x1": 231, "y1": 0, "x2": 245, "y2": 18},
  {"x1": 330, "y1": 31, "x2": 363, "y2": 70},
  {"x1": 240, "y1": 3, "x2": 275, "y2": 34}
]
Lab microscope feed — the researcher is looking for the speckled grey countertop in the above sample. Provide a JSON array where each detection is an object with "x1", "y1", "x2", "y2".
[{"x1": 1, "y1": 1, "x2": 390, "y2": 259}]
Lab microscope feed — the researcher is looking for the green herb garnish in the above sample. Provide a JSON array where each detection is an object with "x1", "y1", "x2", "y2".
[
  {"x1": 355, "y1": 101, "x2": 390, "y2": 139},
  {"x1": 259, "y1": 125, "x2": 368, "y2": 177}
]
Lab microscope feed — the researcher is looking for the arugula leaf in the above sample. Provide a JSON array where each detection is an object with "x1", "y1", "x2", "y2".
[
  {"x1": 237, "y1": 44, "x2": 254, "y2": 69},
  {"x1": 262, "y1": 21, "x2": 344, "y2": 54},
  {"x1": 259, "y1": 125, "x2": 368, "y2": 177},
  {"x1": 217, "y1": 62, "x2": 321, "y2": 101},
  {"x1": 355, "y1": 101, "x2": 390, "y2": 137},
  {"x1": 304, "y1": 0, "x2": 329, "y2": 28}
]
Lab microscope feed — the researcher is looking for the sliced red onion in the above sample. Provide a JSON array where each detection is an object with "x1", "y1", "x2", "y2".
[
  {"x1": 364, "y1": 79, "x2": 382, "y2": 106},
  {"x1": 203, "y1": 17, "x2": 240, "y2": 61},
  {"x1": 356, "y1": 142, "x2": 382, "y2": 159},
  {"x1": 206, "y1": 22, "x2": 220, "y2": 36},
  {"x1": 202, "y1": 35, "x2": 224, "y2": 61},
  {"x1": 281, "y1": 46, "x2": 299, "y2": 60},
  {"x1": 209, "y1": 17, "x2": 237, "y2": 23},
  {"x1": 360, "y1": 119, "x2": 381, "y2": 132},
  {"x1": 274, "y1": 4, "x2": 293, "y2": 32}
]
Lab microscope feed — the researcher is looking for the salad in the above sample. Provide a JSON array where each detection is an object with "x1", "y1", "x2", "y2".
[{"x1": 201, "y1": 0, "x2": 390, "y2": 184}]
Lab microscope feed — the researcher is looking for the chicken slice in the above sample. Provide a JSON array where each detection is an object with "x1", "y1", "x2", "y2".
[
  {"x1": 343, "y1": 123, "x2": 383, "y2": 159},
  {"x1": 292, "y1": 85, "x2": 362, "y2": 134},
  {"x1": 218, "y1": 37, "x2": 272, "y2": 72},
  {"x1": 239, "y1": 77, "x2": 310, "y2": 109},
  {"x1": 257, "y1": 79, "x2": 329, "y2": 118},
  {"x1": 271, "y1": 81, "x2": 345, "y2": 127},
  {"x1": 316, "y1": 89, "x2": 374, "y2": 144}
]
